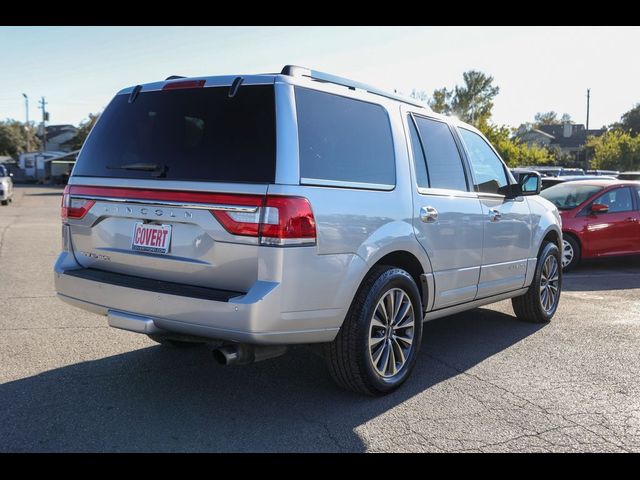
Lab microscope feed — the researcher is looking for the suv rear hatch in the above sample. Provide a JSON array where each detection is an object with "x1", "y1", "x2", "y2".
[{"x1": 65, "y1": 80, "x2": 280, "y2": 293}]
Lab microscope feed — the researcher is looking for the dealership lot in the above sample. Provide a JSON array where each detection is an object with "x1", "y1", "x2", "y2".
[{"x1": 1, "y1": 185, "x2": 639, "y2": 452}]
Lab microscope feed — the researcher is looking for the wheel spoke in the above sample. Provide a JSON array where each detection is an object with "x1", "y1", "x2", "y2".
[
  {"x1": 371, "y1": 315, "x2": 386, "y2": 329},
  {"x1": 385, "y1": 293, "x2": 395, "y2": 325},
  {"x1": 369, "y1": 335, "x2": 385, "y2": 348},
  {"x1": 394, "y1": 332, "x2": 413, "y2": 347},
  {"x1": 372, "y1": 340, "x2": 386, "y2": 366},
  {"x1": 391, "y1": 338, "x2": 405, "y2": 369},
  {"x1": 376, "y1": 302, "x2": 388, "y2": 325},
  {"x1": 393, "y1": 300, "x2": 411, "y2": 327},
  {"x1": 379, "y1": 341, "x2": 391, "y2": 375}
]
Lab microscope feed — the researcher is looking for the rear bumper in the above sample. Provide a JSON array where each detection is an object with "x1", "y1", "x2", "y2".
[{"x1": 54, "y1": 252, "x2": 342, "y2": 344}]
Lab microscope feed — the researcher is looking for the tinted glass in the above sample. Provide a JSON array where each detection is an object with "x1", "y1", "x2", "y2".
[
  {"x1": 540, "y1": 184, "x2": 604, "y2": 210},
  {"x1": 636, "y1": 187, "x2": 640, "y2": 206},
  {"x1": 459, "y1": 128, "x2": 508, "y2": 194},
  {"x1": 73, "y1": 85, "x2": 276, "y2": 183},
  {"x1": 296, "y1": 87, "x2": 395, "y2": 186},
  {"x1": 414, "y1": 116, "x2": 467, "y2": 191},
  {"x1": 407, "y1": 116, "x2": 428, "y2": 188},
  {"x1": 592, "y1": 188, "x2": 633, "y2": 213},
  {"x1": 0, "y1": 165, "x2": 6, "y2": 177}
]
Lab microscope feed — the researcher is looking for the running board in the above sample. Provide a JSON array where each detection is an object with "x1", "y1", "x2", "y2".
[{"x1": 423, "y1": 288, "x2": 528, "y2": 322}]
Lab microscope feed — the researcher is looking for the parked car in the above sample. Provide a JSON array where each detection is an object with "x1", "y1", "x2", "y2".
[
  {"x1": 0, "y1": 164, "x2": 14, "y2": 205},
  {"x1": 529, "y1": 166, "x2": 585, "y2": 177},
  {"x1": 587, "y1": 169, "x2": 619, "y2": 176},
  {"x1": 54, "y1": 66, "x2": 563, "y2": 395},
  {"x1": 540, "y1": 179, "x2": 640, "y2": 270},
  {"x1": 618, "y1": 171, "x2": 640, "y2": 181},
  {"x1": 540, "y1": 174, "x2": 616, "y2": 191}
]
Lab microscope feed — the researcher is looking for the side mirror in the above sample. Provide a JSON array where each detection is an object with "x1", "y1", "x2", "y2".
[
  {"x1": 590, "y1": 203, "x2": 609, "y2": 214},
  {"x1": 519, "y1": 172, "x2": 541, "y2": 195},
  {"x1": 499, "y1": 172, "x2": 541, "y2": 199}
]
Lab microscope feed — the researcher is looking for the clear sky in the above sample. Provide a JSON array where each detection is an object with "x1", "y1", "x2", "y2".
[{"x1": 1, "y1": 26, "x2": 638, "y2": 129}]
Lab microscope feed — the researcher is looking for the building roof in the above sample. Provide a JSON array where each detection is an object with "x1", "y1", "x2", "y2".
[{"x1": 537, "y1": 124, "x2": 605, "y2": 149}]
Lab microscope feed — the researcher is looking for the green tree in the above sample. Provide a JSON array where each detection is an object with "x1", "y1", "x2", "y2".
[
  {"x1": 70, "y1": 113, "x2": 100, "y2": 151},
  {"x1": 0, "y1": 120, "x2": 41, "y2": 157},
  {"x1": 586, "y1": 129, "x2": 640, "y2": 171},
  {"x1": 428, "y1": 87, "x2": 452, "y2": 115},
  {"x1": 534, "y1": 111, "x2": 560, "y2": 126},
  {"x1": 449, "y1": 71, "x2": 500, "y2": 125},
  {"x1": 414, "y1": 71, "x2": 499, "y2": 124},
  {"x1": 479, "y1": 123, "x2": 554, "y2": 167},
  {"x1": 560, "y1": 113, "x2": 572, "y2": 123},
  {"x1": 618, "y1": 103, "x2": 640, "y2": 135}
]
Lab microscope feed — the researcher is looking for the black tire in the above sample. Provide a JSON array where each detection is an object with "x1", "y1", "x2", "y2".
[
  {"x1": 324, "y1": 265, "x2": 423, "y2": 396},
  {"x1": 561, "y1": 235, "x2": 580, "y2": 271},
  {"x1": 512, "y1": 242, "x2": 562, "y2": 323},
  {"x1": 147, "y1": 334, "x2": 203, "y2": 348},
  {"x1": 1, "y1": 200, "x2": 7, "y2": 206}
]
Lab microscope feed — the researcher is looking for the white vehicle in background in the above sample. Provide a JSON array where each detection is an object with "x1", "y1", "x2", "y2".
[{"x1": 0, "y1": 165, "x2": 14, "y2": 205}]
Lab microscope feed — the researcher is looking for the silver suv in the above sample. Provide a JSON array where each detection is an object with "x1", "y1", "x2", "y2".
[{"x1": 54, "y1": 66, "x2": 562, "y2": 395}]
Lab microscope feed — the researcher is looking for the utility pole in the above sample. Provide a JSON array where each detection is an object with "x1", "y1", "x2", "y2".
[
  {"x1": 39, "y1": 96, "x2": 48, "y2": 152},
  {"x1": 586, "y1": 88, "x2": 590, "y2": 131},
  {"x1": 22, "y1": 93, "x2": 30, "y2": 152}
]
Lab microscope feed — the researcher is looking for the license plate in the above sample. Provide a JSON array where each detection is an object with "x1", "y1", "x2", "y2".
[{"x1": 132, "y1": 223, "x2": 172, "y2": 254}]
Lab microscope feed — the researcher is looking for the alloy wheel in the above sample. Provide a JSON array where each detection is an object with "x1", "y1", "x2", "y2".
[
  {"x1": 540, "y1": 254, "x2": 560, "y2": 313},
  {"x1": 368, "y1": 288, "x2": 415, "y2": 378}
]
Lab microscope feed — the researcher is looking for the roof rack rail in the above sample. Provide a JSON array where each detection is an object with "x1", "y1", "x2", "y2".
[{"x1": 281, "y1": 65, "x2": 428, "y2": 109}]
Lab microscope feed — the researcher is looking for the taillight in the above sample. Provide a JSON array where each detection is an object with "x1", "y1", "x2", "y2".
[
  {"x1": 61, "y1": 186, "x2": 95, "y2": 221},
  {"x1": 259, "y1": 196, "x2": 316, "y2": 246},
  {"x1": 211, "y1": 195, "x2": 316, "y2": 246}
]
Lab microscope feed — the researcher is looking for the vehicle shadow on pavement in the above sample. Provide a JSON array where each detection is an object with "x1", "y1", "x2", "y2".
[{"x1": 0, "y1": 308, "x2": 543, "y2": 452}]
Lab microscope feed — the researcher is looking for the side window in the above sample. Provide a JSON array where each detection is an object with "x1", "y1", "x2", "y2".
[
  {"x1": 593, "y1": 188, "x2": 633, "y2": 213},
  {"x1": 636, "y1": 187, "x2": 640, "y2": 209},
  {"x1": 0, "y1": 165, "x2": 5, "y2": 177},
  {"x1": 407, "y1": 116, "x2": 428, "y2": 188},
  {"x1": 458, "y1": 128, "x2": 508, "y2": 195},
  {"x1": 414, "y1": 116, "x2": 467, "y2": 191},
  {"x1": 295, "y1": 87, "x2": 395, "y2": 187}
]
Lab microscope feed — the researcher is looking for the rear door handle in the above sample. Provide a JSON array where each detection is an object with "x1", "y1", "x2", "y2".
[
  {"x1": 420, "y1": 206, "x2": 438, "y2": 223},
  {"x1": 488, "y1": 208, "x2": 502, "y2": 222}
]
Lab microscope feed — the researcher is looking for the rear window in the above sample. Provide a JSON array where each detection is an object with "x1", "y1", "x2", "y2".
[
  {"x1": 540, "y1": 183, "x2": 604, "y2": 210},
  {"x1": 73, "y1": 84, "x2": 276, "y2": 183},
  {"x1": 295, "y1": 87, "x2": 395, "y2": 188}
]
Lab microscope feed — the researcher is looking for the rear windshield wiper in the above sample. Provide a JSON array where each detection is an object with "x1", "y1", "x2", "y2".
[{"x1": 106, "y1": 163, "x2": 168, "y2": 177}]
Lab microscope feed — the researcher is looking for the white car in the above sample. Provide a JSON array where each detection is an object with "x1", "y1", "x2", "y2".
[{"x1": 0, "y1": 165, "x2": 14, "y2": 205}]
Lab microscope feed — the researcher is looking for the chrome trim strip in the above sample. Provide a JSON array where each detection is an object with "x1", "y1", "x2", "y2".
[
  {"x1": 72, "y1": 195, "x2": 259, "y2": 213},
  {"x1": 300, "y1": 177, "x2": 394, "y2": 191}
]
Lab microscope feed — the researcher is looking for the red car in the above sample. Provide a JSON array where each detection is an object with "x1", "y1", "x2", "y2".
[{"x1": 540, "y1": 180, "x2": 640, "y2": 270}]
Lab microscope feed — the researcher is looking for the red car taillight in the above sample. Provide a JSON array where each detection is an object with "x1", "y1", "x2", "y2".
[
  {"x1": 212, "y1": 195, "x2": 316, "y2": 246},
  {"x1": 61, "y1": 185, "x2": 95, "y2": 221}
]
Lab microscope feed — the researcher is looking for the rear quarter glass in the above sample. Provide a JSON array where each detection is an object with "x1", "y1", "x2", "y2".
[{"x1": 73, "y1": 85, "x2": 276, "y2": 184}]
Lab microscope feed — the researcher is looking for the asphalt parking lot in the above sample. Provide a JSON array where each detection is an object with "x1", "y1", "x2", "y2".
[{"x1": 1, "y1": 185, "x2": 639, "y2": 452}]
